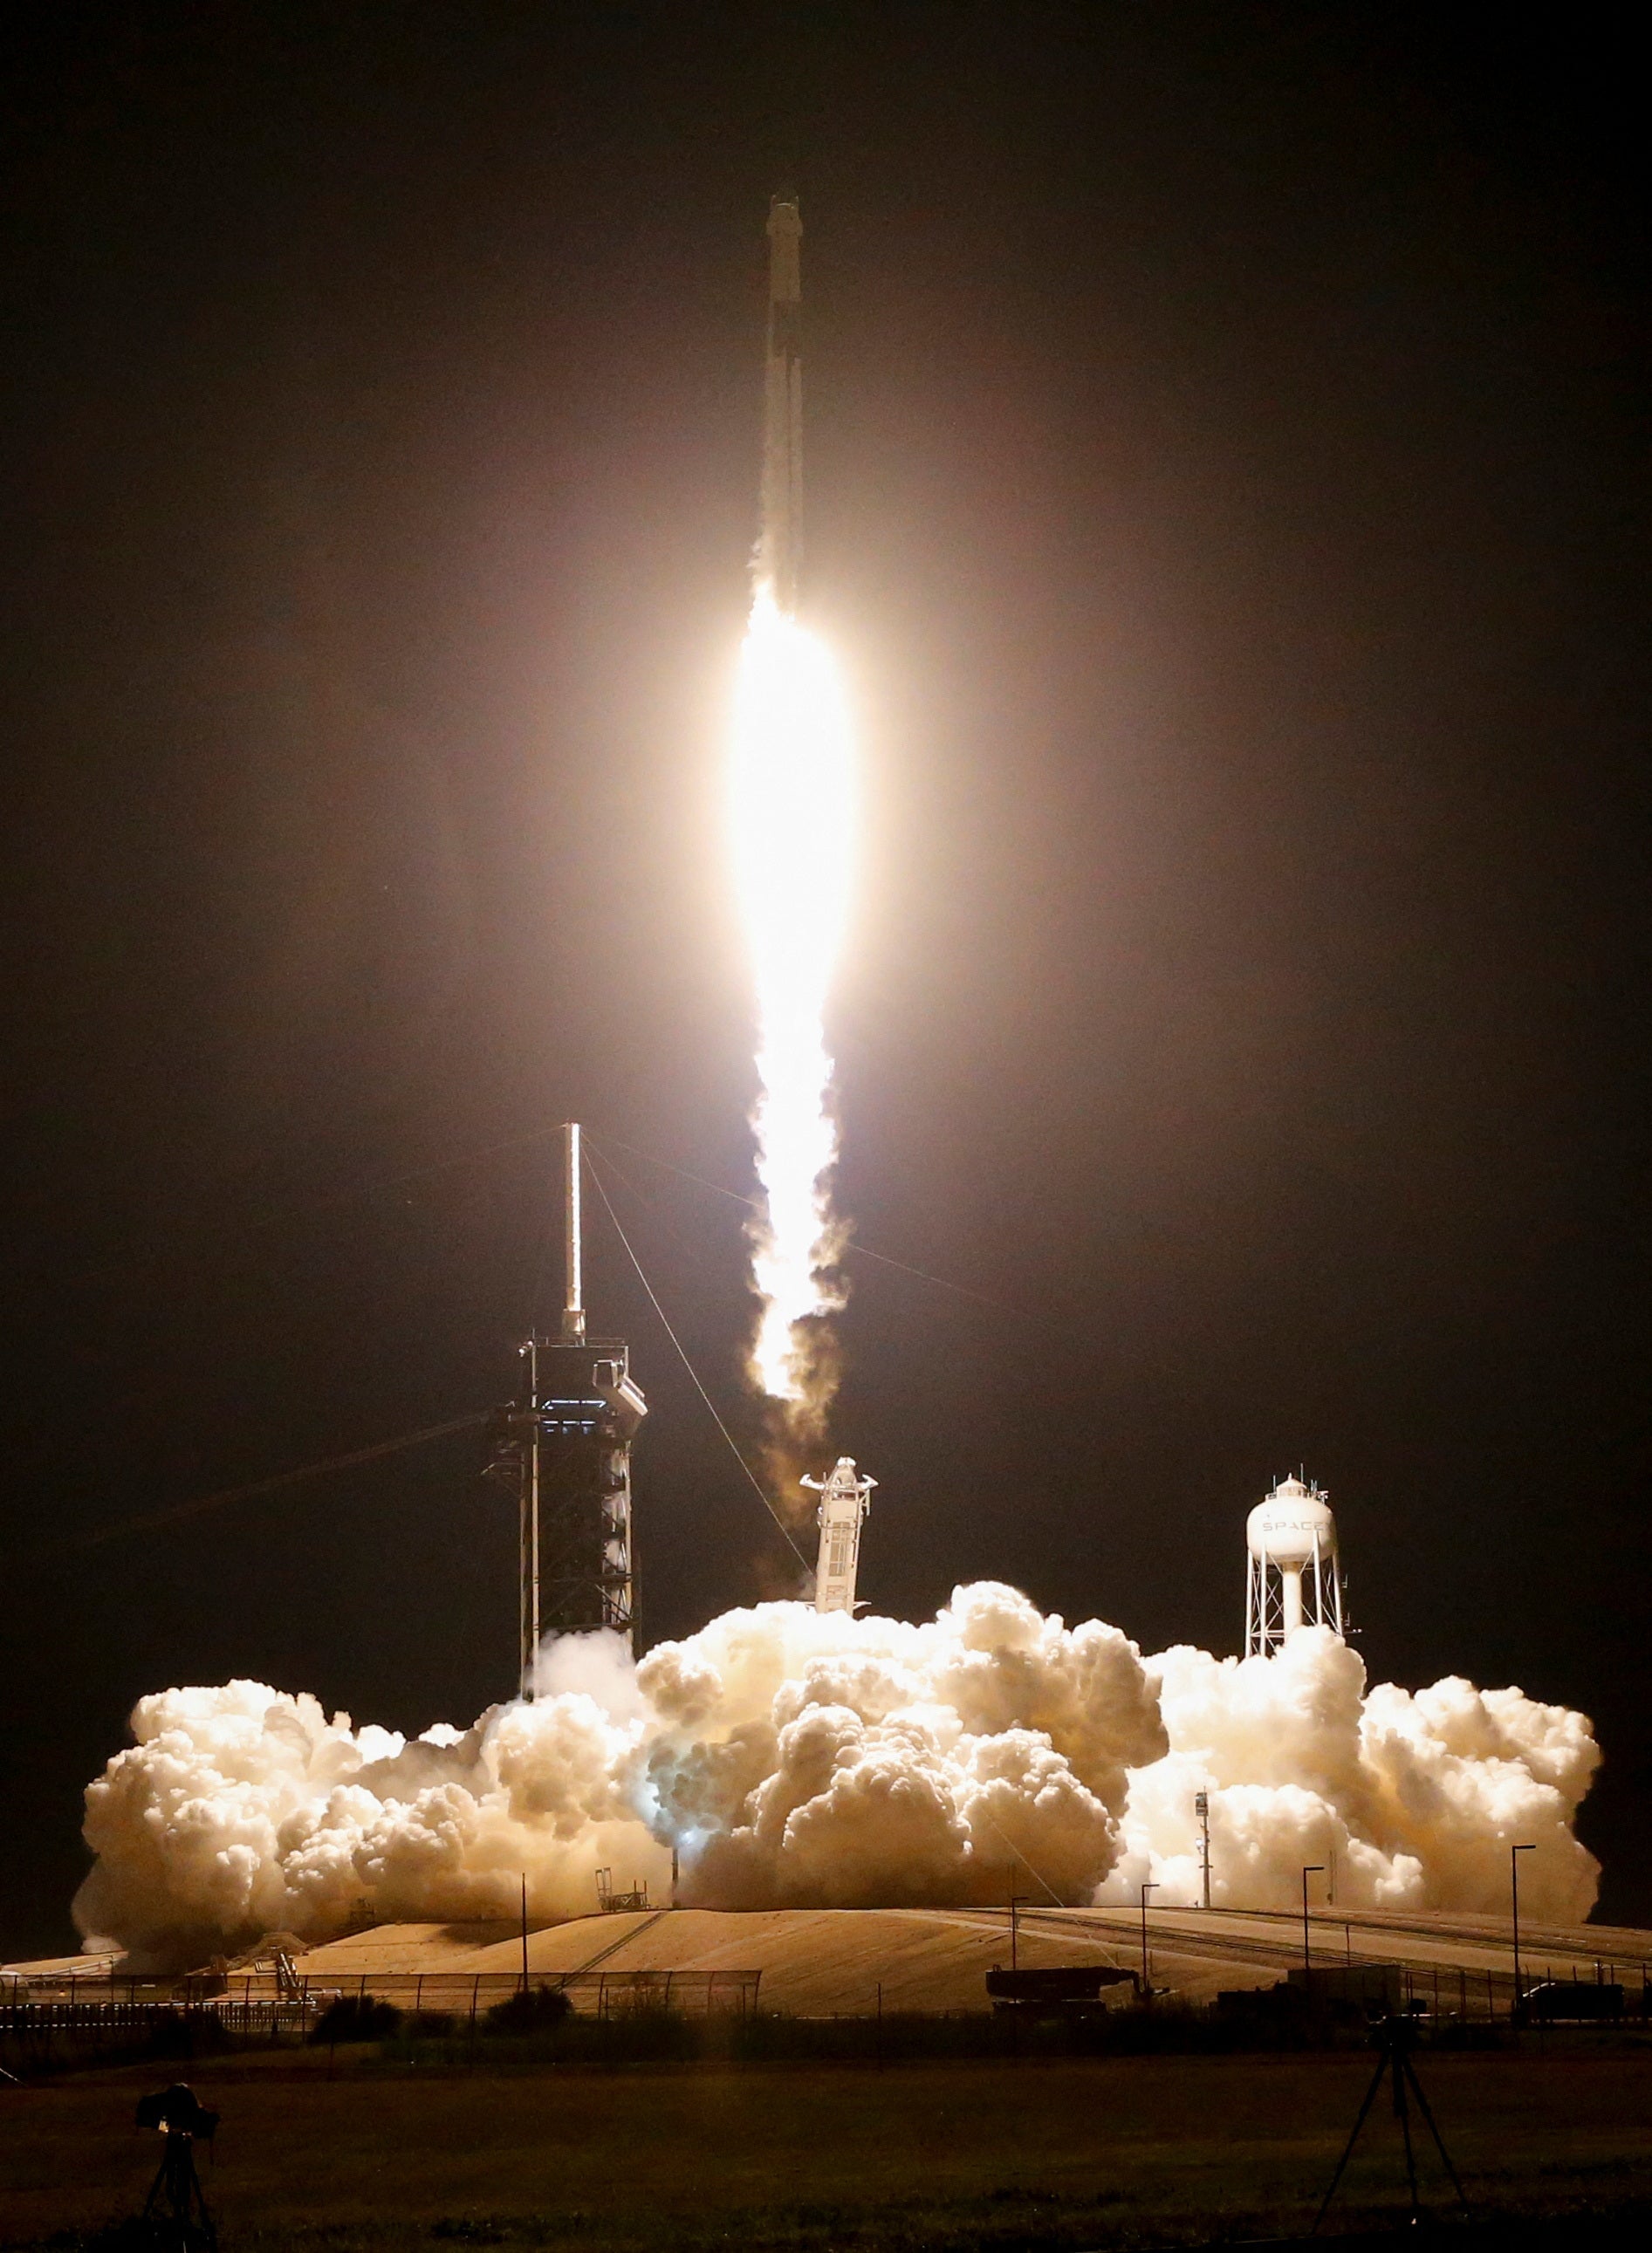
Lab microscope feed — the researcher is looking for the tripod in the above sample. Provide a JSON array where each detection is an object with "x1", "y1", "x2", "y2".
[
  {"x1": 1313, "y1": 2012, "x2": 1468, "y2": 2234},
  {"x1": 141, "y1": 2126, "x2": 216, "y2": 2252}
]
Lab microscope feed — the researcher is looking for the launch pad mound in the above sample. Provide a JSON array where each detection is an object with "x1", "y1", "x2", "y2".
[
  {"x1": 271, "y1": 1900, "x2": 1649, "y2": 2018},
  {"x1": 10, "y1": 1904, "x2": 1642, "y2": 2017}
]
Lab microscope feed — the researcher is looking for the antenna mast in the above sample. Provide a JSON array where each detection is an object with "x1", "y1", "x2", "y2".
[
  {"x1": 563, "y1": 1122, "x2": 585, "y2": 1343},
  {"x1": 486, "y1": 1122, "x2": 645, "y2": 1695}
]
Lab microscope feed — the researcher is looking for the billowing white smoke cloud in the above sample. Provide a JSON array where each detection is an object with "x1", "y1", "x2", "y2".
[
  {"x1": 1098, "y1": 1628, "x2": 1600, "y2": 1921},
  {"x1": 73, "y1": 1669, "x2": 658, "y2": 1971},
  {"x1": 637, "y1": 1583, "x2": 1162, "y2": 1909},
  {"x1": 74, "y1": 1590, "x2": 1598, "y2": 1969},
  {"x1": 75, "y1": 1585, "x2": 1160, "y2": 1967}
]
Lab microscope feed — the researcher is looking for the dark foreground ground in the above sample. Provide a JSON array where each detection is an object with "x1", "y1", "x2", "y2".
[{"x1": 3, "y1": 2042, "x2": 1651, "y2": 2251}]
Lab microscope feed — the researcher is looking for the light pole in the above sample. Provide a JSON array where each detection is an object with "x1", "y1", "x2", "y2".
[
  {"x1": 1301, "y1": 1865, "x2": 1325, "y2": 1979},
  {"x1": 1008, "y1": 1889, "x2": 1029, "y2": 1973},
  {"x1": 1196, "y1": 1791, "x2": 1211, "y2": 1910},
  {"x1": 1140, "y1": 1880, "x2": 1158, "y2": 1999},
  {"x1": 1511, "y1": 1843, "x2": 1535, "y2": 2011}
]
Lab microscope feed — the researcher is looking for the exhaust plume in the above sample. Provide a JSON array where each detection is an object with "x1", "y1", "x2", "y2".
[
  {"x1": 728, "y1": 586, "x2": 856, "y2": 1432},
  {"x1": 1099, "y1": 1628, "x2": 1601, "y2": 1919},
  {"x1": 74, "y1": 1588, "x2": 1599, "y2": 1970}
]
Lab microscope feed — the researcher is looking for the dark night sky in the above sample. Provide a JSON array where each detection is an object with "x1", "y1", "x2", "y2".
[{"x1": 2, "y1": 4, "x2": 1647, "y2": 1957}]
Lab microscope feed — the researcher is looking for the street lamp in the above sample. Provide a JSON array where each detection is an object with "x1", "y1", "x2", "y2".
[
  {"x1": 1511, "y1": 1843, "x2": 1535, "y2": 2010},
  {"x1": 1301, "y1": 1864, "x2": 1325, "y2": 1979},
  {"x1": 1140, "y1": 1880, "x2": 1158, "y2": 1998},
  {"x1": 1007, "y1": 1889, "x2": 1029, "y2": 1973}
]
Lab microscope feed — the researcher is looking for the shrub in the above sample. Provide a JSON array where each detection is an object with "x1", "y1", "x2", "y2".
[
  {"x1": 311, "y1": 1994, "x2": 404, "y2": 2044},
  {"x1": 485, "y1": 1985, "x2": 572, "y2": 2036}
]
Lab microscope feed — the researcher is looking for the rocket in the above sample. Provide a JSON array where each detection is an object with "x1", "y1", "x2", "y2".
[{"x1": 760, "y1": 194, "x2": 804, "y2": 613}]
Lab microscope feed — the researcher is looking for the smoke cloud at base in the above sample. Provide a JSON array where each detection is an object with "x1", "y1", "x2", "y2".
[
  {"x1": 1099, "y1": 1630, "x2": 1600, "y2": 1921},
  {"x1": 73, "y1": 1585, "x2": 1599, "y2": 1970}
]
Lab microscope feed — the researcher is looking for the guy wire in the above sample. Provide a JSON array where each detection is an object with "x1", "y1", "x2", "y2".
[
  {"x1": 583, "y1": 1147, "x2": 812, "y2": 1572},
  {"x1": 977, "y1": 1813, "x2": 1067, "y2": 1908},
  {"x1": 586, "y1": 1128, "x2": 1045, "y2": 1328},
  {"x1": 30, "y1": 1411, "x2": 490, "y2": 1562}
]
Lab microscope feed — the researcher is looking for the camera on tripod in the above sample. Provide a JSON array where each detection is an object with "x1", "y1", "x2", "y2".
[{"x1": 135, "y1": 2083, "x2": 219, "y2": 2141}]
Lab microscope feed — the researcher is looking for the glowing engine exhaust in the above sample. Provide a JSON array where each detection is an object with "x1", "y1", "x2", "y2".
[{"x1": 730, "y1": 195, "x2": 857, "y2": 1429}]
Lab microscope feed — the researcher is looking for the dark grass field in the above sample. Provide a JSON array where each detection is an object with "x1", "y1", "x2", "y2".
[{"x1": 4, "y1": 2044, "x2": 1651, "y2": 2251}]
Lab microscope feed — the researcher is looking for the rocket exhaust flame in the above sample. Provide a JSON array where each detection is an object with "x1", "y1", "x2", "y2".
[
  {"x1": 731, "y1": 195, "x2": 855, "y2": 1429},
  {"x1": 730, "y1": 588, "x2": 854, "y2": 1414}
]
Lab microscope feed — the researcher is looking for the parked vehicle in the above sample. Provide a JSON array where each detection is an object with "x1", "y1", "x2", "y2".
[{"x1": 1514, "y1": 1980, "x2": 1623, "y2": 2026}]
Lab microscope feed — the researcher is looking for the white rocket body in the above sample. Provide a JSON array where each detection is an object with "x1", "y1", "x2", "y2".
[
  {"x1": 760, "y1": 195, "x2": 804, "y2": 613},
  {"x1": 802, "y1": 1456, "x2": 876, "y2": 1613}
]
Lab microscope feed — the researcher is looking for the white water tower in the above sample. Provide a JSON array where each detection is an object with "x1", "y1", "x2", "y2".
[{"x1": 1244, "y1": 1475, "x2": 1345, "y2": 1656}]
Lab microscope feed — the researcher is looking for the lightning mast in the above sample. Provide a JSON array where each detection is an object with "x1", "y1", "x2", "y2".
[{"x1": 487, "y1": 1124, "x2": 646, "y2": 1695}]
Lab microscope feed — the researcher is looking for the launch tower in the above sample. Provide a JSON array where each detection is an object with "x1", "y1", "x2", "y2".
[
  {"x1": 486, "y1": 1125, "x2": 646, "y2": 1693},
  {"x1": 1244, "y1": 1474, "x2": 1344, "y2": 1656}
]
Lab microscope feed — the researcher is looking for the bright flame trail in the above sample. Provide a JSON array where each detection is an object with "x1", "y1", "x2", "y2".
[{"x1": 730, "y1": 586, "x2": 855, "y2": 1412}]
